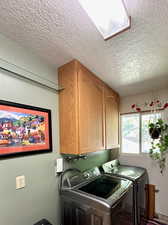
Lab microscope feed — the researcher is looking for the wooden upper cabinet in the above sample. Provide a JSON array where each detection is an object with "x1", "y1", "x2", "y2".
[
  {"x1": 58, "y1": 60, "x2": 79, "y2": 154},
  {"x1": 78, "y1": 64, "x2": 105, "y2": 154},
  {"x1": 58, "y1": 60, "x2": 119, "y2": 155},
  {"x1": 104, "y1": 86, "x2": 120, "y2": 149}
]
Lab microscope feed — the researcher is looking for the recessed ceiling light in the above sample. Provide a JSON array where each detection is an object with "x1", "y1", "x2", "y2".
[{"x1": 78, "y1": 0, "x2": 131, "y2": 40}]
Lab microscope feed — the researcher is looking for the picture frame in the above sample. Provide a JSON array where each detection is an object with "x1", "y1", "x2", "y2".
[{"x1": 0, "y1": 100, "x2": 52, "y2": 157}]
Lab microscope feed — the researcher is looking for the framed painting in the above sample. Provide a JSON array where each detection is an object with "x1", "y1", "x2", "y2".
[{"x1": 0, "y1": 100, "x2": 52, "y2": 157}]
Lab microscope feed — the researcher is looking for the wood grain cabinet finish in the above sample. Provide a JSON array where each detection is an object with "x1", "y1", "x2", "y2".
[
  {"x1": 58, "y1": 60, "x2": 119, "y2": 155},
  {"x1": 104, "y1": 86, "x2": 120, "y2": 149},
  {"x1": 78, "y1": 65, "x2": 105, "y2": 154}
]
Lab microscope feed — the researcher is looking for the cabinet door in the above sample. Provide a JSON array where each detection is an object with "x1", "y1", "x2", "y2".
[
  {"x1": 58, "y1": 60, "x2": 79, "y2": 154},
  {"x1": 105, "y1": 87, "x2": 119, "y2": 149},
  {"x1": 78, "y1": 65, "x2": 105, "y2": 154}
]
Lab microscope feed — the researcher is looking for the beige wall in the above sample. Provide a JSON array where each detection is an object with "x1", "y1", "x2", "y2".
[
  {"x1": 0, "y1": 33, "x2": 60, "y2": 225},
  {"x1": 120, "y1": 88, "x2": 168, "y2": 114},
  {"x1": 119, "y1": 88, "x2": 168, "y2": 215}
]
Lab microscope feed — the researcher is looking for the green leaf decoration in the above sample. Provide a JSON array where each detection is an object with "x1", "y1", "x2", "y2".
[{"x1": 148, "y1": 119, "x2": 168, "y2": 174}]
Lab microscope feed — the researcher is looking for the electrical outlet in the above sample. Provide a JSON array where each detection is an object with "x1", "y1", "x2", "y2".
[
  {"x1": 56, "y1": 158, "x2": 63, "y2": 174},
  {"x1": 16, "y1": 175, "x2": 26, "y2": 189}
]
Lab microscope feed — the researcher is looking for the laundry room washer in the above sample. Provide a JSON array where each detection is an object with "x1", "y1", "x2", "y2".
[
  {"x1": 60, "y1": 167, "x2": 134, "y2": 225},
  {"x1": 101, "y1": 159, "x2": 147, "y2": 225}
]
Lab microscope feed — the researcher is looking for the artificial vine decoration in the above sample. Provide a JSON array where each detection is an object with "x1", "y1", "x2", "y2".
[
  {"x1": 148, "y1": 119, "x2": 168, "y2": 174},
  {"x1": 131, "y1": 100, "x2": 168, "y2": 112}
]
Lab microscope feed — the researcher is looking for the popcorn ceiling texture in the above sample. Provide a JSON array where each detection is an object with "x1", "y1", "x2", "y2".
[{"x1": 0, "y1": 0, "x2": 168, "y2": 96}]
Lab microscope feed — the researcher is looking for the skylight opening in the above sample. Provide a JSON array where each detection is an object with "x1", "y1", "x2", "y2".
[{"x1": 78, "y1": 0, "x2": 131, "y2": 40}]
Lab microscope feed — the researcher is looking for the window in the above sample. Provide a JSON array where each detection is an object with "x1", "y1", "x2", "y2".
[
  {"x1": 78, "y1": 0, "x2": 131, "y2": 40},
  {"x1": 121, "y1": 114, "x2": 140, "y2": 154},
  {"x1": 121, "y1": 112, "x2": 161, "y2": 154}
]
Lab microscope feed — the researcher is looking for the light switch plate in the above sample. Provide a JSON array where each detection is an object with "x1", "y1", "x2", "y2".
[{"x1": 16, "y1": 175, "x2": 26, "y2": 189}]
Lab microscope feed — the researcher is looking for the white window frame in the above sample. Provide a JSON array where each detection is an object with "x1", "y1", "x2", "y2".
[{"x1": 120, "y1": 111, "x2": 162, "y2": 155}]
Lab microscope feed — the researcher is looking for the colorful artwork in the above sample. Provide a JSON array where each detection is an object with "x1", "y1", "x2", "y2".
[{"x1": 0, "y1": 100, "x2": 52, "y2": 156}]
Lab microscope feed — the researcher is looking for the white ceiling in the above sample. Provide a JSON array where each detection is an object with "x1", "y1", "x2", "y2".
[{"x1": 0, "y1": 0, "x2": 168, "y2": 96}]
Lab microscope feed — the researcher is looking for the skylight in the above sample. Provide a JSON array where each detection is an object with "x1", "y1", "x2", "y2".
[{"x1": 78, "y1": 0, "x2": 131, "y2": 40}]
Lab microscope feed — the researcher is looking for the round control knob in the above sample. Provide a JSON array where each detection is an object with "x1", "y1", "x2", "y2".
[{"x1": 83, "y1": 172, "x2": 90, "y2": 179}]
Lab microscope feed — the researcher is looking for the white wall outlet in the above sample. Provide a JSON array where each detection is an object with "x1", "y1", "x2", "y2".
[
  {"x1": 56, "y1": 158, "x2": 63, "y2": 174},
  {"x1": 16, "y1": 175, "x2": 26, "y2": 189}
]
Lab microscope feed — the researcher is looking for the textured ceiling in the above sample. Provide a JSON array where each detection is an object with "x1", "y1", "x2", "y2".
[{"x1": 0, "y1": 0, "x2": 168, "y2": 96}]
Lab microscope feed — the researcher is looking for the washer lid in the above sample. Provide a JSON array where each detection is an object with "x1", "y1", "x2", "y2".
[
  {"x1": 102, "y1": 160, "x2": 146, "y2": 181},
  {"x1": 77, "y1": 174, "x2": 132, "y2": 207},
  {"x1": 79, "y1": 175, "x2": 121, "y2": 199},
  {"x1": 113, "y1": 165, "x2": 146, "y2": 180}
]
